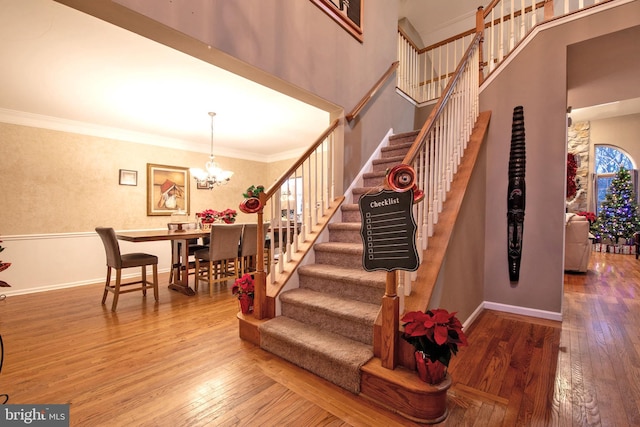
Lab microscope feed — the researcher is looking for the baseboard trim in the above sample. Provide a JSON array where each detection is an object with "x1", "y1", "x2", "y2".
[{"x1": 482, "y1": 301, "x2": 563, "y2": 322}]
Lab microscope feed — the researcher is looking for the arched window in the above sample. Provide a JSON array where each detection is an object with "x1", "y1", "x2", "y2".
[{"x1": 593, "y1": 145, "x2": 636, "y2": 214}]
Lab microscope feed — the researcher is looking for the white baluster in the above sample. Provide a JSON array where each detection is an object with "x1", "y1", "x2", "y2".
[
  {"x1": 510, "y1": 0, "x2": 515, "y2": 50},
  {"x1": 520, "y1": 0, "x2": 526, "y2": 39},
  {"x1": 499, "y1": 1, "x2": 505, "y2": 61},
  {"x1": 531, "y1": 0, "x2": 537, "y2": 27}
]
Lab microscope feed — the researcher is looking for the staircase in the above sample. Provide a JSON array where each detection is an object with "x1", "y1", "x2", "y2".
[{"x1": 258, "y1": 130, "x2": 418, "y2": 393}]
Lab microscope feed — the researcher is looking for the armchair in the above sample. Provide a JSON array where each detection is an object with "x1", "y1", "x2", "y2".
[{"x1": 564, "y1": 213, "x2": 592, "y2": 272}]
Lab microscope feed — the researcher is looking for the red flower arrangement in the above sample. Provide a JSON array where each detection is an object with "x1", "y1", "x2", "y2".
[
  {"x1": 196, "y1": 208, "x2": 237, "y2": 224},
  {"x1": 576, "y1": 211, "x2": 596, "y2": 224},
  {"x1": 567, "y1": 153, "x2": 578, "y2": 199},
  {"x1": 232, "y1": 274, "x2": 255, "y2": 314},
  {"x1": 401, "y1": 309, "x2": 468, "y2": 383}
]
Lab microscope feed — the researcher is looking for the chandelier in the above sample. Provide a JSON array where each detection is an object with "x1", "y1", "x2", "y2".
[{"x1": 190, "y1": 112, "x2": 233, "y2": 189}]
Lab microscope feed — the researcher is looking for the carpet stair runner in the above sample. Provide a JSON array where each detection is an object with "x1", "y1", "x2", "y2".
[{"x1": 258, "y1": 130, "x2": 419, "y2": 393}]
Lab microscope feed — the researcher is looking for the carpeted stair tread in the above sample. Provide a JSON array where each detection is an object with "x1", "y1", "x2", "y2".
[
  {"x1": 297, "y1": 264, "x2": 385, "y2": 305},
  {"x1": 259, "y1": 316, "x2": 374, "y2": 393},
  {"x1": 381, "y1": 141, "x2": 413, "y2": 158},
  {"x1": 389, "y1": 130, "x2": 419, "y2": 144},
  {"x1": 328, "y1": 222, "x2": 362, "y2": 231},
  {"x1": 314, "y1": 241, "x2": 362, "y2": 253},
  {"x1": 298, "y1": 263, "x2": 385, "y2": 289},
  {"x1": 281, "y1": 288, "x2": 379, "y2": 326},
  {"x1": 372, "y1": 155, "x2": 405, "y2": 165},
  {"x1": 327, "y1": 222, "x2": 363, "y2": 243},
  {"x1": 314, "y1": 242, "x2": 363, "y2": 268},
  {"x1": 352, "y1": 186, "x2": 383, "y2": 198},
  {"x1": 340, "y1": 203, "x2": 362, "y2": 223}
]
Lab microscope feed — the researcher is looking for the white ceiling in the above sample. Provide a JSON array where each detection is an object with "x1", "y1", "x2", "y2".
[{"x1": 0, "y1": 0, "x2": 330, "y2": 162}]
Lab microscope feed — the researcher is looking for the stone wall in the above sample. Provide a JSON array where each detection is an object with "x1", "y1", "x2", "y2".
[{"x1": 567, "y1": 121, "x2": 590, "y2": 212}]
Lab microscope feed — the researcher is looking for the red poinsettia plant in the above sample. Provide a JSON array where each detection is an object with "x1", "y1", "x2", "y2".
[
  {"x1": 232, "y1": 274, "x2": 255, "y2": 314},
  {"x1": 232, "y1": 274, "x2": 254, "y2": 299},
  {"x1": 218, "y1": 208, "x2": 237, "y2": 224},
  {"x1": 196, "y1": 208, "x2": 237, "y2": 224},
  {"x1": 576, "y1": 211, "x2": 596, "y2": 224},
  {"x1": 196, "y1": 209, "x2": 217, "y2": 224},
  {"x1": 401, "y1": 308, "x2": 468, "y2": 368}
]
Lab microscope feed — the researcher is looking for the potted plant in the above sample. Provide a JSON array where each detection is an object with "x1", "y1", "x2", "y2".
[
  {"x1": 196, "y1": 209, "x2": 217, "y2": 227},
  {"x1": 196, "y1": 208, "x2": 237, "y2": 227},
  {"x1": 401, "y1": 308, "x2": 468, "y2": 384},
  {"x1": 232, "y1": 274, "x2": 254, "y2": 314},
  {"x1": 243, "y1": 185, "x2": 264, "y2": 199},
  {"x1": 218, "y1": 208, "x2": 237, "y2": 224}
]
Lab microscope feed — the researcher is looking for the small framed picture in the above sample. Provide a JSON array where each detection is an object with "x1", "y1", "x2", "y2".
[
  {"x1": 119, "y1": 169, "x2": 137, "y2": 186},
  {"x1": 196, "y1": 180, "x2": 209, "y2": 190}
]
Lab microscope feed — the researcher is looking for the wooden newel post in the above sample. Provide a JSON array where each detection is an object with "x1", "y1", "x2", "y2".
[
  {"x1": 381, "y1": 271, "x2": 399, "y2": 369},
  {"x1": 254, "y1": 195, "x2": 267, "y2": 320},
  {"x1": 358, "y1": 185, "x2": 420, "y2": 371},
  {"x1": 544, "y1": 0, "x2": 553, "y2": 20},
  {"x1": 476, "y1": 6, "x2": 485, "y2": 85}
]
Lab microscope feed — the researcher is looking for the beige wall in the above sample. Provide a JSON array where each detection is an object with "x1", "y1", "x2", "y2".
[
  {"x1": 480, "y1": 1, "x2": 640, "y2": 315},
  {"x1": 590, "y1": 113, "x2": 640, "y2": 168},
  {"x1": 567, "y1": 25, "x2": 640, "y2": 110},
  {"x1": 0, "y1": 122, "x2": 287, "y2": 235}
]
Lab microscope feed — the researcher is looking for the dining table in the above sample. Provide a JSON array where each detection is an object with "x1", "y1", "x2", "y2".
[{"x1": 116, "y1": 228, "x2": 210, "y2": 296}]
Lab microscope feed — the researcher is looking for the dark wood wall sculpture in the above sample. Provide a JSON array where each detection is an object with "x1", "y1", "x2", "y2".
[{"x1": 507, "y1": 106, "x2": 526, "y2": 282}]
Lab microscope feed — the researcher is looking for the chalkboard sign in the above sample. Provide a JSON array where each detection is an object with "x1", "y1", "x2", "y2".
[{"x1": 358, "y1": 189, "x2": 419, "y2": 272}]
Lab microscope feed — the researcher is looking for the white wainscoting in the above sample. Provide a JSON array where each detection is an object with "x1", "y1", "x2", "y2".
[{"x1": 0, "y1": 231, "x2": 172, "y2": 296}]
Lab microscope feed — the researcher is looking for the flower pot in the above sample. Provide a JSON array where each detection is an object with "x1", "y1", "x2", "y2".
[
  {"x1": 238, "y1": 294, "x2": 254, "y2": 314},
  {"x1": 415, "y1": 351, "x2": 447, "y2": 384}
]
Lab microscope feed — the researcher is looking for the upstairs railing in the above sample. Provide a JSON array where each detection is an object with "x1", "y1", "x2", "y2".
[{"x1": 398, "y1": 0, "x2": 615, "y2": 104}]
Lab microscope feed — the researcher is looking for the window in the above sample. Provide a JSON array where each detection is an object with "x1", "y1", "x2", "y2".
[{"x1": 593, "y1": 146, "x2": 636, "y2": 214}]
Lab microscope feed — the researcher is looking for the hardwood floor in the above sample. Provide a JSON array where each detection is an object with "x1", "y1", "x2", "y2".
[{"x1": 0, "y1": 251, "x2": 638, "y2": 426}]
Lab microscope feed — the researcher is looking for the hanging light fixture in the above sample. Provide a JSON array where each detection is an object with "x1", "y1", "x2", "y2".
[{"x1": 190, "y1": 112, "x2": 233, "y2": 189}]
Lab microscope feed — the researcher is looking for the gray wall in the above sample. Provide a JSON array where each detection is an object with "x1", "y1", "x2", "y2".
[{"x1": 480, "y1": 1, "x2": 640, "y2": 315}]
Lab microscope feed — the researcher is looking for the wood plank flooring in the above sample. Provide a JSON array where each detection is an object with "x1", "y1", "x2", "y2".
[{"x1": 0, "y1": 251, "x2": 638, "y2": 426}]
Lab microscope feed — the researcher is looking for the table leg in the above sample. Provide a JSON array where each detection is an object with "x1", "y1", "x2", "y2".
[{"x1": 168, "y1": 237, "x2": 196, "y2": 296}]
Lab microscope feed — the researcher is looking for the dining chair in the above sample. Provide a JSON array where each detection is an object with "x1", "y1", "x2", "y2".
[
  {"x1": 194, "y1": 224, "x2": 243, "y2": 297},
  {"x1": 167, "y1": 222, "x2": 207, "y2": 283},
  {"x1": 239, "y1": 223, "x2": 270, "y2": 275},
  {"x1": 95, "y1": 227, "x2": 159, "y2": 311}
]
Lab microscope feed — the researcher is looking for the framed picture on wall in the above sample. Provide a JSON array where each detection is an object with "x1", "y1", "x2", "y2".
[
  {"x1": 146, "y1": 163, "x2": 190, "y2": 216},
  {"x1": 119, "y1": 169, "x2": 137, "y2": 186},
  {"x1": 310, "y1": 0, "x2": 363, "y2": 42}
]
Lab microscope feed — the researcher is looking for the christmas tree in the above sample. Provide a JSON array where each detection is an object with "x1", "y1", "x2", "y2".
[{"x1": 592, "y1": 166, "x2": 640, "y2": 243}]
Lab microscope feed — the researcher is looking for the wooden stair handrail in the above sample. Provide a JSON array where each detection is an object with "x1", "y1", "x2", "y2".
[
  {"x1": 263, "y1": 118, "x2": 339, "y2": 199},
  {"x1": 403, "y1": 33, "x2": 482, "y2": 166},
  {"x1": 346, "y1": 61, "x2": 399, "y2": 122}
]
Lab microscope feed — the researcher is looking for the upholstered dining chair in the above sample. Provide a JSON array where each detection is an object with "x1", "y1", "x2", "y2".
[
  {"x1": 167, "y1": 222, "x2": 207, "y2": 283},
  {"x1": 95, "y1": 227, "x2": 159, "y2": 311},
  {"x1": 239, "y1": 223, "x2": 270, "y2": 275},
  {"x1": 194, "y1": 224, "x2": 243, "y2": 297}
]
